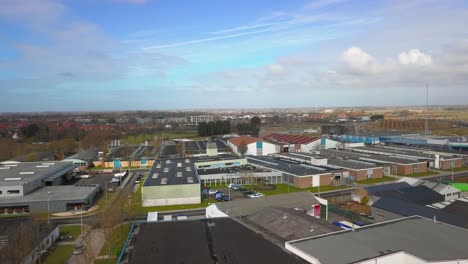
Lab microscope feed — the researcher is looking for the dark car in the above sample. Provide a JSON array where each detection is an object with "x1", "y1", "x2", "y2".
[{"x1": 217, "y1": 195, "x2": 231, "y2": 202}]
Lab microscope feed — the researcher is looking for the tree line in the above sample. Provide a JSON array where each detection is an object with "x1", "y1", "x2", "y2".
[{"x1": 197, "y1": 121, "x2": 231, "y2": 136}]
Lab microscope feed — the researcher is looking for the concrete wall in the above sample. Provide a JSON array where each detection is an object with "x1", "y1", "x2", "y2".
[{"x1": 142, "y1": 183, "x2": 201, "y2": 206}]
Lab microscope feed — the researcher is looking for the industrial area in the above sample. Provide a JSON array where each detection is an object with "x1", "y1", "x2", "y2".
[{"x1": 1, "y1": 108, "x2": 468, "y2": 264}]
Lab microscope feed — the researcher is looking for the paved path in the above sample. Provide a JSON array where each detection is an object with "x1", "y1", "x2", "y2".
[{"x1": 67, "y1": 229, "x2": 105, "y2": 264}]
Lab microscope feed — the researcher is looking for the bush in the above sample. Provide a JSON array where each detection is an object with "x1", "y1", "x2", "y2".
[{"x1": 361, "y1": 196, "x2": 369, "y2": 205}]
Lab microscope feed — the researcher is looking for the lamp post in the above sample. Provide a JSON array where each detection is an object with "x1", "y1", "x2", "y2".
[{"x1": 47, "y1": 191, "x2": 53, "y2": 226}]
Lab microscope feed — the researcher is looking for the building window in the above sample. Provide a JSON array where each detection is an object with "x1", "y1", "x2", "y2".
[
  {"x1": 0, "y1": 191, "x2": 2, "y2": 194},
  {"x1": 7, "y1": 190, "x2": 20, "y2": 194},
  {"x1": 413, "y1": 164, "x2": 419, "y2": 173}
]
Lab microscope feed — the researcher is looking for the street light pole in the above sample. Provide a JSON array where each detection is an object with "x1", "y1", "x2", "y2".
[{"x1": 47, "y1": 191, "x2": 52, "y2": 226}]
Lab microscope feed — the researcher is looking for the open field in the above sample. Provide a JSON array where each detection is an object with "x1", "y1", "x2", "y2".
[{"x1": 121, "y1": 131, "x2": 198, "y2": 145}]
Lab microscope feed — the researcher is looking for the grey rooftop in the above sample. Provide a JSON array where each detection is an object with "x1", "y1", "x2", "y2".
[
  {"x1": 0, "y1": 161, "x2": 77, "y2": 186},
  {"x1": 287, "y1": 216, "x2": 468, "y2": 264}
]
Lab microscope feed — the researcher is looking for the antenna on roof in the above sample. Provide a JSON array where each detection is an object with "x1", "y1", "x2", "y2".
[{"x1": 425, "y1": 84, "x2": 429, "y2": 136}]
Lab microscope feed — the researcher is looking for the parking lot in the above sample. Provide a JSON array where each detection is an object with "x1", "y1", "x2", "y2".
[{"x1": 202, "y1": 185, "x2": 264, "y2": 202}]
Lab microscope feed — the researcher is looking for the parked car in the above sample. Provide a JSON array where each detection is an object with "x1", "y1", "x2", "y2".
[
  {"x1": 247, "y1": 192, "x2": 264, "y2": 198},
  {"x1": 208, "y1": 189, "x2": 219, "y2": 195},
  {"x1": 216, "y1": 195, "x2": 231, "y2": 202},
  {"x1": 214, "y1": 192, "x2": 225, "y2": 199}
]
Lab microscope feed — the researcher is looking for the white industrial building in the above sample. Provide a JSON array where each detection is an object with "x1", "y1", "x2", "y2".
[{"x1": 227, "y1": 136, "x2": 277, "y2": 156}]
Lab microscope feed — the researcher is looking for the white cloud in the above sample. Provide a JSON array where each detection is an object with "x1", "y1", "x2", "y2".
[
  {"x1": 341, "y1": 46, "x2": 377, "y2": 74},
  {"x1": 268, "y1": 64, "x2": 286, "y2": 74},
  {"x1": 398, "y1": 49, "x2": 432, "y2": 65}
]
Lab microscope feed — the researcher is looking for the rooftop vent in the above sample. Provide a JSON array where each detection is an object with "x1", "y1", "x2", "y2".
[{"x1": 19, "y1": 172, "x2": 35, "y2": 175}]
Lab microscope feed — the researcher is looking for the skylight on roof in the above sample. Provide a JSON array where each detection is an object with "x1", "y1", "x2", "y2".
[
  {"x1": 19, "y1": 172, "x2": 35, "y2": 175},
  {"x1": 0, "y1": 167, "x2": 11, "y2": 170},
  {"x1": 5, "y1": 177, "x2": 22, "y2": 181}
]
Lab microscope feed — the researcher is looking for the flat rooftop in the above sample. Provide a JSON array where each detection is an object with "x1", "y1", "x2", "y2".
[
  {"x1": 284, "y1": 152, "x2": 381, "y2": 170},
  {"x1": 215, "y1": 191, "x2": 321, "y2": 217},
  {"x1": 244, "y1": 207, "x2": 341, "y2": 242},
  {"x1": 0, "y1": 161, "x2": 77, "y2": 186},
  {"x1": 127, "y1": 218, "x2": 306, "y2": 264},
  {"x1": 320, "y1": 149, "x2": 421, "y2": 165},
  {"x1": 144, "y1": 158, "x2": 199, "y2": 186},
  {"x1": 247, "y1": 156, "x2": 334, "y2": 176},
  {"x1": 0, "y1": 185, "x2": 100, "y2": 204},
  {"x1": 353, "y1": 146, "x2": 458, "y2": 160},
  {"x1": 287, "y1": 216, "x2": 468, "y2": 264}
]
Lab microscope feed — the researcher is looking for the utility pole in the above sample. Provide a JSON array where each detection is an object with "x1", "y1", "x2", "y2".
[{"x1": 425, "y1": 84, "x2": 429, "y2": 136}]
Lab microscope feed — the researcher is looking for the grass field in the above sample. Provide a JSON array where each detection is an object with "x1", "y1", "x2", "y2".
[
  {"x1": 357, "y1": 176, "x2": 396, "y2": 185},
  {"x1": 404, "y1": 171, "x2": 439, "y2": 177},
  {"x1": 59, "y1": 225, "x2": 82, "y2": 240},
  {"x1": 43, "y1": 245, "x2": 75, "y2": 264},
  {"x1": 443, "y1": 166, "x2": 468, "y2": 172},
  {"x1": 98, "y1": 223, "x2": 132, "y2": 263},
  {"x1": 121, "y1": 131, "x2": 198, "y2": 145}
]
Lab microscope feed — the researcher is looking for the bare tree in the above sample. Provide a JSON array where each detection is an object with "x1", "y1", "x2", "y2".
[
  {"x1": 238, "y1": 140, "x2": 248, "y2": 156},
  {"x1": 98, "y1": 201, "x2": 123, "y2": 263}
]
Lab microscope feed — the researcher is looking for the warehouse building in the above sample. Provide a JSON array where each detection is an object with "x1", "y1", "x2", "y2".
[
  {"x1": 285, "y1": 216, "x2": 468, "y2": 264},
  {"x1": 320, "y1": 149, "x2": 428, "y2": 175},
  {"x1": 0, "y1": 161, "x2": 100, "y2": 213},
  {"x1": 398, "y1": 177, "x2": 461, "y2": 201},
  {"x1": 277, "y1": 152, "x2": 384, "y2": 181},
  {"x1": 351, "y1": 146, "x2": 463, "y2": 170},
  {"x1": 246, "y1": 156, "x2": 345, "y2": 188},
  {"x1": 142, "y1": 158, "x2": 201, "y2": 206},
  {"x1": 64, "y1": 148, "x2": 100, "y2": 171},
  {"x1": 261, "y1": 133, "x2": 339, "y2": 152},
  {"x1": 227, "y1": 135, "x2": 277, "y2": 156}
]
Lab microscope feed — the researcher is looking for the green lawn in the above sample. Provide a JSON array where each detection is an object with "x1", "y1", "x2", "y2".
[
  {"x1": 443, "y1": 166, "x2": 468, "y2": 172},
  {"x1": 98, "y1": 223, "x2": 132, "y2": 264},
  {"x1": 244, "y1": 184, "x2": 349, "y2": 195},
  {"x1": 59, "y1": 225, "x2": 82, "y2": 240},
  {"x1": 43, "y1": 245, "x2": 75, "y2": 264},
  {"x1": 121, "y1": 131, "x2": 198, "y2": 145},
  {"x1": 403, "y1": 171, "x2": 440, "y2": 177},
  {"x1": 357, "y1": 176, "x2": 396, "y2": 185}
]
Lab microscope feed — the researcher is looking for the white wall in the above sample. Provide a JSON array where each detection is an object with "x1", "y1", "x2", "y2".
[{"x1": 261, "y1": 142, "x2": 278, "y2": 155}]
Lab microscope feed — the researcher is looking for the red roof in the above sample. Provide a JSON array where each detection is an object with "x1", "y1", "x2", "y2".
[
  {"x1": 261, "y1": 133, "x2": 320, "y2": 145},
  {"x1": 228, "y1": 136, "x2": 259, "y2": 147}
]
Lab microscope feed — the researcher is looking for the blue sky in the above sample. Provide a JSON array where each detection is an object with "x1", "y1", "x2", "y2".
[{"x1": 0, "y1": 0, "x2": 467, "y2": 111}]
